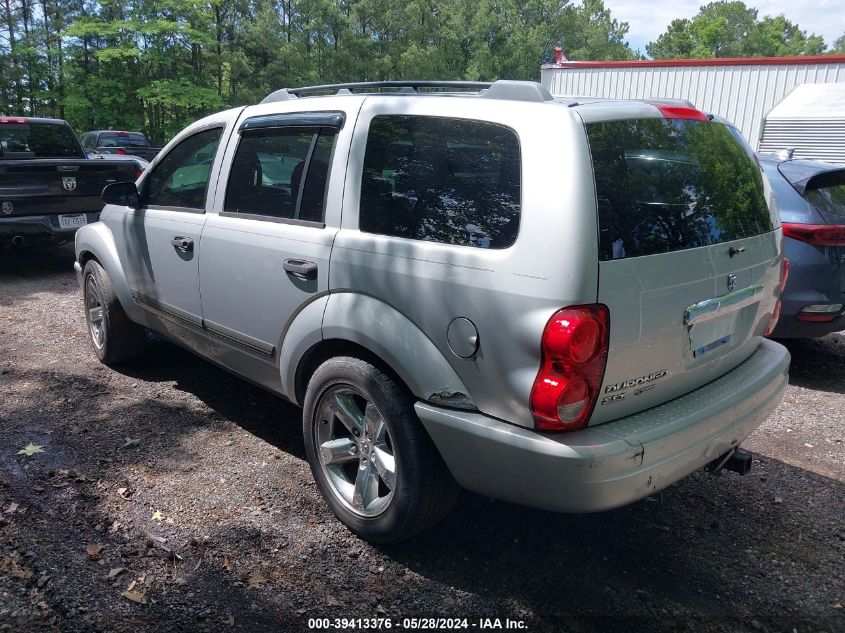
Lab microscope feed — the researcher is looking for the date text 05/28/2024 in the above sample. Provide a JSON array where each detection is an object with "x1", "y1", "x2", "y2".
[{"x1": 307, "y1": 618, "x2": 528, "y2": 630}]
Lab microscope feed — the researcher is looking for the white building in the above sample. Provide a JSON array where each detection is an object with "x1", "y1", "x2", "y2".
[{"x1": 540, "y1": 54, "x2": 845, "y2": 155}]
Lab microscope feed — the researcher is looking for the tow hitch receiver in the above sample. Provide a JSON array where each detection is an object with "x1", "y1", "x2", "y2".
[{"x1": 706, "y1": 447, "x2": 753, "y2": 476}]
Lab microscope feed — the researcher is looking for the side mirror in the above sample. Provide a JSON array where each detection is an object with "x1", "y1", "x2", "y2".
[{"x1": 102, "y1": 181, "x2": 139, "y2": 208}]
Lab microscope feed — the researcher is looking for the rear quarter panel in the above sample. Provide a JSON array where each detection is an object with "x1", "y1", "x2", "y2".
[{"x1": 328, "y1": 97, "x2": 599, "y2": 427}]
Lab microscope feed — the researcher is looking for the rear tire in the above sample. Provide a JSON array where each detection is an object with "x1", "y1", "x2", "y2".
[
  {"x1": 303, "y1": 356, "x2": 459, "y2": 542},
  {"x1": 82, "y1": 260, "x2": 146, "y2": 365}
]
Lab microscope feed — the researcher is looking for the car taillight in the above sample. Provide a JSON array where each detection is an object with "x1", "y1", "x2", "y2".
[
  {"x1": 781, "y1": 223, "x2": 845, "y2": 247},
  {"x1": 0, "y1": 116, "x2": 28, "y2": 124},
  {"x1": 797, "y1": 304, "x2": 843, "y2": 322},
  {"x1": 134, "y1": 168, "x2": 143, "y2": 180},
  {"x1": 530, "y1": 305, "x2": 609, "y2": 432},
  {"x1": 765, "y1": 258, "x2": 790, "y2": 336},
  {"x1": 116, "y1": 148, "x2": 127, "y2": 155}
]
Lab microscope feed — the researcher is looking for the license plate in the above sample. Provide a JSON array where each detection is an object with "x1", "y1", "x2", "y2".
[{"x1": 58, "y1": 214, "x2": 88, "y2": 230}]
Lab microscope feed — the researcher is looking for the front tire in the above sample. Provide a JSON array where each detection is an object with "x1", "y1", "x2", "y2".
[
  {"x1": 82, "y1": 260, "x2": 146, "y2": 365},
  {"x1": 303, "y1": 357, "x2": 459, "y2": 542}
]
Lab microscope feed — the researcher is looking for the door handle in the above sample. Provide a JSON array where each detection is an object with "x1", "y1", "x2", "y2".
[
  {"x1": 283, "y1": 258, "x2": 318, "y2": 280},
  {"x1": 170, "y1": 236, "x2": 193, "y2": 251}
]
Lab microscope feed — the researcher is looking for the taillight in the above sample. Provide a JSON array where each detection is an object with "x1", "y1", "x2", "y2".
[
  {"x1": 797, "y1": 304, "x2": 843, "y2": 322},
  {"x1": 765, "y1": 258, "x2": 790, "y2": 336},
  {"x1": 116, "y1": 148, "x2": 127, "y2": 155},
  {"x1": 0, "y1": 116, "x2": 28, "y2": 124},
  {"x1": 134, "y1": 168, "x2": 143, "y2": 180},
  {"x1": 530, "y1": 305, "x2": 609, "y2": 432},
  {"x1": 782, "y1": 223, "x2": 845, "y2": 247}
]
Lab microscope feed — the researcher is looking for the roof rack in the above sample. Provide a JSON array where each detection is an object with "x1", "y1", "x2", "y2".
[{"x1": 260, "y1": 80, "x2": 554, "y2": 104}]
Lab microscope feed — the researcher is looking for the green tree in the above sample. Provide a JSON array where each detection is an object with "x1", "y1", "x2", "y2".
[
  {"x1": 832, "y1": 33, "x2": 845, "y2": 53},
  {"x1": 647, "y1": 1, "x2": 826, "y2": 59}
]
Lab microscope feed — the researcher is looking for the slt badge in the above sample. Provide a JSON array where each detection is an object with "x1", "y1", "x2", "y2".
[{"x1": 62, "y1": 177, "x2": 77, "y2": 192}]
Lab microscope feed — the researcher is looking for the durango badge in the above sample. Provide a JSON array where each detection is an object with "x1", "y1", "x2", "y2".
[{"x1": 62, "y1": 177, "x2": 77, "y2": 192}]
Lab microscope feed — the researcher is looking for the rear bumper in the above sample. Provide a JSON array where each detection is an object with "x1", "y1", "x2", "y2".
[
  {"x1": 0, "y1": 213, "x2": 100, "y2": 243},
  {"x1": 416, "y1": 338, "x2": 790, "y2": 513}
]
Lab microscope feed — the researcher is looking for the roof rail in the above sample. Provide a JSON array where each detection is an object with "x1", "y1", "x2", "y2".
[
  {"x1": 261, "y1": 81, "x2": 492, "y2": 103},
  {"x1": 260, "y1": 80, "x2": 555, "y2": 104}
]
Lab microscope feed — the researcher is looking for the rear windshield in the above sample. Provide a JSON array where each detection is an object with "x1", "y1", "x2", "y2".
[
  {"x1": 587, "y1": 119, "x2": 773, "y2": 260},
  {"x1": 98, "y1": 132, "x2": 149, "y2": 148},
  {"x1": 0, "y1": 122, "x2": 82, "y2": 158},
  {"x1": 803, "y1": 171, "x2": 845, "y2": 218}
]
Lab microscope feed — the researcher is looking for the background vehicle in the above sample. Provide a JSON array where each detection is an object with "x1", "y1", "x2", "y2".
[
  {"x1": 74, "y1": 80, "x2": 789, "y2": 542},
  {"x1": 80, "y1": 130, "x2": 162, "y2": 162},
  {"x1": 0, "y1": 117, "x2": 141, "y2": 247},
  {"x1": 761, "y1": 154, "x2": 845, "y2": 337}
]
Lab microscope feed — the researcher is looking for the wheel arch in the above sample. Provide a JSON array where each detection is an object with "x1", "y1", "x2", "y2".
[
  {"x1": 74, "y1": 223, "x2": 142, "y2": 322},
  {"x1": 291, "y1": 292, "x2": 476, "y2": 411}
]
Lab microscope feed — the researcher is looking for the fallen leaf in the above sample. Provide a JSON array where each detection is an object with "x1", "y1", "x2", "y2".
[
  {"x1": 834, "y1": 602, "x2": 843, "y2": 609},
  {"x1": 122, "y1": 437, "x2": 141, "y2": 448},
  {"x1": 86, "y1": 543, "x2": 104, "y2": 558},
  {"x1": 222, "y1": 555, "x2": 232, "y2": 571},
  {"x1": 327, "y1": 595, "x2": 344, "y2": 606},
  {"x1": 10, "y1": 568, "x2": 33, "y2": 580},
  {"x1": 127, "y1": 580, "x2": 136, "y2": 592},
  {"x1": 116, "y1": 487, "x2": 130, "y2": 499},
  {"x1": 120, "y1": 590, "x2": 146, "y2": 604},
  {"x1": 151, "y1": 510, "x2": 164, "y2": 522},
  {"x1": 4, "y1": 502, "x2": 18, "y2": 514},
  {"x1": 17, "y1": 443, "x2": 45, "y2": 456},
  {"x1": 245, "y1": 569, "x2": 267, "y2": 588},
  {"x1": 107, "y1": 567, "x2": 125, "y2": 579}
]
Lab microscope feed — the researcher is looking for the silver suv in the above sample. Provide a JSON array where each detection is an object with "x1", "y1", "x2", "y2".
[{"x1": 75, "y1": 80, "x2": 790, "y2": 542}]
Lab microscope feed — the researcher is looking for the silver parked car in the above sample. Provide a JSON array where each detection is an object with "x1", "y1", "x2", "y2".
[{"x1": 75, "y1": 81, "x2": 790, "y2": 542}]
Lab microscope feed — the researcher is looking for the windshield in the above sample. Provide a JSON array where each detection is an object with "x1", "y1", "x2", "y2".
[
  {"x1": 587, "y1": 118, "x2": 773, "y2": 260},
  {"x1": 0, "y1": 122, "x2": 82, "y2": 158},
  {"x1": 804, "y1": 171, "x2": 845, "y2": 218}
]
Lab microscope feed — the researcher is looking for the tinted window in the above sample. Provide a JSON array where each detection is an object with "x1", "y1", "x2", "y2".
[
  {"x1": 360, "y1": 115, "x2": 521, "y2": 249},
  {"x1": 587, "y1": 119, "x2": 773, "y2": 260},
  {"x1": 224, "y1": 127, "x2": 335, "y2": 222},
  {"x1": 803, "y1": 171, "x2": 845, "y2": 218},
  {"x1": 99, "y1": 132, "x2": 149, "y2": 148},
  {"x1": 143, "y1": 127, "x2": 222, "y2": 210},
  {"x1": 0, "y1": 122, "x2": 82, "y2": 158}
]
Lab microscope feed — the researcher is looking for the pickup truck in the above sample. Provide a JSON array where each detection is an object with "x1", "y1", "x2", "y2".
[
  {"x1": 0, "y1": 117, "x2": 142, "y2": 247},
  {"x1": 79, "y1": 130, "x2": 162, "y2": 162}
]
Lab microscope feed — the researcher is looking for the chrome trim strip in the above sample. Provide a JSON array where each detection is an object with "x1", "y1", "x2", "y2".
[{"x1": 684, "y1": 284, "x2": 764, "y2": 326}]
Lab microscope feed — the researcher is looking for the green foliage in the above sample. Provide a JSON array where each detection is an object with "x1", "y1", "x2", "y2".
[
  {"x1": 832, "y1": 34, "x2": 845, "y2": 54},
  {"x1": 648, "y1": 1, "x2": 828, "y2": 59}
]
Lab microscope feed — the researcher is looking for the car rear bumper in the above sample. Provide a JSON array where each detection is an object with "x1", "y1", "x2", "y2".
[
  {"x1": 0, "y1": 213, "x2": 100, "y2": 244},
  {"x1": 416, "y1": 338, "x2": 790, "y2": 513}
]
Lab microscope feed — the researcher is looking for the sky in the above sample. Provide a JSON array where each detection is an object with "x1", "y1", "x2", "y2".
[{"x1": 601, "y1": 0, "x2": 845, "y2": 55}]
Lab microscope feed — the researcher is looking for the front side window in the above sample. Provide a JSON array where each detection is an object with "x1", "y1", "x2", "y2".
[
  {"x1": 142, "y1": 127, "x2": 222, "y2": 210},
  {"x1": 587, "y1": 118, "x2": 773, "y2": 260},
  {"x1": 224, "y1": 127, "x2": 336, "y2": 223},
  {"x1": 359, "y1": 115, "x2": 521, "y2": 249}
]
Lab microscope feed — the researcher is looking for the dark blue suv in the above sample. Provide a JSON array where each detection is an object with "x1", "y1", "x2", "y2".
[{"x1": 760, "y1": 154, "x2": 845, "y2": 338}]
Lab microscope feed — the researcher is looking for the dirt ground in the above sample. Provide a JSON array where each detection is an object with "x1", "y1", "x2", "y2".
[{"x1": 0, "y1": 245, "x2": 842, "y2": 633}]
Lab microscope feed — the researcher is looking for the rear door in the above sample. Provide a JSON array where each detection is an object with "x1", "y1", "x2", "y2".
[
  {"x1": 198, "y1": 109, "x2": 350, "y2": 390},
  {"x1": 580, "y1": 111, "x2": 783, "y2": 424}
]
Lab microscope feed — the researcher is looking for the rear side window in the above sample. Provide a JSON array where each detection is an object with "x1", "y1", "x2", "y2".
[
  {"x1": 803, "y1": 172, "x2": 845, "y2": 218},
  {"x1": 587, "y1": 119, "x2": 773, "y2": 260},
  {"x1": 360, "y1": 115, "x2": 521, "y2": 249},
  {"x1": 0, "y1": 122, "x2": 82, "y2": 158},
  {"x1": 224, "y1": 127, "x2": 336, "y2": 223}
]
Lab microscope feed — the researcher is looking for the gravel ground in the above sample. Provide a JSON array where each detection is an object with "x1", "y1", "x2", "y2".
[{"x1": 0, "y1": 245, "x2": 843, "y2": 633}]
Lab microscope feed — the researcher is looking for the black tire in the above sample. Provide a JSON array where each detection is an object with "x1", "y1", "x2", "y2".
[
  {"x1": 82, "y1": 260, "x2": 146, "y2": 365},
  {"x1": 303, "y1": 356, "x2": 459, "y2": 543}
]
